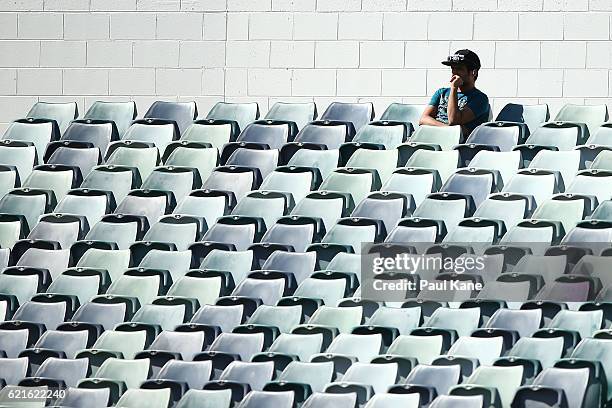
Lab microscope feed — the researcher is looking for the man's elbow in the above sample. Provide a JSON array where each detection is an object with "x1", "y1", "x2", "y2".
[{"x1": 447, "y1": 117, "x2": 463, "y2": 126}]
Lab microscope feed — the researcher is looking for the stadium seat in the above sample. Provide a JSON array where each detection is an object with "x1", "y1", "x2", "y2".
[
  {"x1": 26, "y1": 101, "x2": 78, "y2": 134},
  {"x1": 175, "y1": 389, "x2": 232, "y2": 408},
  {"x1": 206, "y1": 102, "x2": 259, "y2": 133},
  {"x1": 263, "y1": 101, "x2": 317, "y2": 131},
  {"x1": 495, "y1": 102, "x2": 550, "y2": 137},
  {"x1": 380, "y1": 103, "x2": 426, "y2": 132},
  {"x1": 144, "y1": 101, "x2": 198, "y2": 136},
  {"x1": 554, "y1": 103, "x2": 608, "y2": 136},
  {"x1": 3, "y1": 118, "x2": 59, "y2": 163},
  {"x1": 83, "y1": 100, "x2": 137, "y2": 137},
  {"x1": 317, "y1": 102, "x2": 374, "y2": 134},
  {"x1": 123, "y1": 119, "x2": 178, "y2": 155},
  {"x1": 408, "y1": 125, "x2": 462, "y2": 151}
]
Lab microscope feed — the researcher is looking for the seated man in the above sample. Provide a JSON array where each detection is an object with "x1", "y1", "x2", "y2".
[{"x1": 420, "y1": 49, "x2": 490, "y2": 138}]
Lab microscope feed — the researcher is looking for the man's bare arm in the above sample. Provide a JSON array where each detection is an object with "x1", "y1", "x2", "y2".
[
  {"x1": 447, "y1": 76, "x2": 476, "y2": 126},
  {"x1": 419, "y1": 105, "x2": 448, "y2": 127}
]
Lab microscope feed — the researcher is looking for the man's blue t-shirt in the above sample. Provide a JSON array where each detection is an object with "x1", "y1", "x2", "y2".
[{"x1": 429, "y1": 87, "x2": 490, "y2": 134}]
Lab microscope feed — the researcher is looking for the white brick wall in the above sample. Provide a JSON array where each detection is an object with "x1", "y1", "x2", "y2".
[{"x1": 1, "y1": 1, "x2": 612, "y2": 129}]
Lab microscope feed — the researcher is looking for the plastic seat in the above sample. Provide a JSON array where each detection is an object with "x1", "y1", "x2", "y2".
[
  {"x1": 590, "y1": 149, "x2": 612, "y2": 171},
  {"x1": 321, "y1": 217, "x2": 384, "y2": 253},
  {"x1": 143, "y1": 215, "x2": 200, "y2": 251},
  {"x1": 450, "y1": 365, "x2": 523, "y2": 408},
  {"x1": 71, "y1": 301, "x2": 128, "y2": 331},
  {"x1": 216, "y1": 360, "x2": 274, "y2": 392},
  {"x1": 182, "y1": 119, "x2": 240, "y2": 151},
  {"x1": 344, "y1": 148, "x2": 398, "y2": 184},
  {"x1": 3, "y1": 118, "x2": 58, "y2": 163},
  {"x1": 23, "y1": 356, "x2": 88, "y2": 388},
  {"x1": 0, "y1": 328, "x2": 29, "y2": 358},
  {"x1": 529, "y1": 150, "x2": 580, "y2": 189},
  {"x1": 223, "y1": 121, "x2": 293, "y2": 159},
  {"x1": 27, "y1": 213, "x2": 87, "y2": 249},
  {"x1": 23, "y1": 164, "x2": 80, "y2": 203},
  {"x1": 554, "y1": 103, "x2": 608, "y2": 136},
  {"x1": 342, "y1": 121, "x2": 407, "y2": 154},
  {"x1": 189, "y1": 304, "x2": 243, "y2": 334},
  {"x1": 55, "y1": 189, "x2": 114, "y2": 226},
  {"x1": 286, "y1": 144, "x2": 339, "y2": 180},
  {"x1": 241, "y1": 304, "x2": 301, "y2": 335},
  {"x1": 502, "y1": 169, "x2": 560, "y2": 208},
  {"x1": 26, "y1": 101, "x2": 78, "y2": 134},
  {"x1": 351, "y1": 192, "x2": 409, "y2": 237},
  {"x1": 318, "y1": 101, "x2": 374, "y2": 133},
  {"x1": 264, "y1": 361, "x2": 334, "y2": 400},
  {"x1": 139, "y1": 330, "x2": 205, "y2": 364},
  {"x1": 12, "y1": 299, "x2": 67, "y2": 330},
  {"x1": 481, "y1": 308, "x2": 542, "y2": 340},
  {"x1": 0, "y1": 357, "x2": 28, "y2": 385},
  {"x1": 312, "y1": 333, "x2": 382, "y2": 369},
  {"x1": 76, "y1": 248, "x2": 130, "y2": 280},
  {"x1": 54, "y1": 386, "x2": 111, "y2": 408},
  {"x1": 428, "y1": 395, "x2": 485, "y2": 408},
  {"x1": 571, "y1": 255, "x2": 612, "y2": 289},
  {"x1": 175, "y1": 389, "x2": 232, "y2": 408},
  {"x1": 325, "y1": 362, "x2": 398, "y2": 404},
  {"x1": 319, "y1": 168, "x2": 380, "y2": 208},
  {"x1": 83, "y1": 214, "x2": 144, "y2": 250},
  {"x1": 173, "y1": 190, "x2": 232, "y2": 233},
  {"x1": 144, "y1": 101, "x2": 198, "y2": 135},
  {"x1": 301, "y1": 392, "x2": 357, "y2": 408},
  {"x1": 115, "y1": 388, "x2": 171, "y2": 408},
  {"x1": 412, "y1": 193, "x2": 475, "y2": 235},
  {"x1": 380, "y1": 103, "x2": 426, "y2": 132},
  {"x1": 230, "y1": 276, "x2": 286, "y2": 306},
  {"x1": 199, "y1": 249, "x2": 254, "y2": 286},
  {"x1": 0, "y1": 139, "x2": 37, "y2": 181},
  {"x1": 163, "y1": 141, "x2": 218, "y2": 183},
  {"x1": 363, "y1": 393, "x2": 420, "y2": 408},
  {"x1": 290, "y1": 191, "x2": 350, "y2": 233},
  {"x1": 201, "y1": 216, "x2": 265, "y2": 252},
  {"x1": 404, "y1": 149, "x2": 459, "y2": 184},
  {"x1": 123, "y1": 119, "x2": 177, "y2": 155},
  {"x1": 298, "y1": 306, "x2": 361, "y2": 334},
  {"x1": 255, "y1": 333, "x2": 323, "y2": 366},
  {"x1": 141, "y1": 166, "x2": 200, "y2": 203},
  {"x1": 130, "y1": 303, "x2": 188, "y2": 331},
  {"x1": 83, "y1": 100, "x2": 137, "y2": 137},
  {"x1": 562, "y1": 220, "x2": 612, "y2": 250},
  {"x1": 44, "y1": 140, "x2": 102, "y2": 179},
  {"x1": 408, "y1": 125, "x2": 462, "y2": 150},
  {"x1": 441, "y1": 169, "x2": 499, "y2": 208},
  {"x1": 511, "y1": 367, "x2": 591, "y2": 408},
  {"x1": 568, "y1": 338, "x2": 612, "y2": 402},
  {"x1": 281, "y1": 276, "x2": 347, "y2": 316},
  {"x1": 256, "y1": 216, "x2": 321, "y2": 253},
  {"x1": 543, "y1": 309, "x2": 603, "y2": 340},
  {"x1": 115, "y1": 189, "x2": 174, "y2": 227},
  {"x1": 206, "y1": 102, "x2": 259, "y2": 133},
  {"x1": 462, "y1": 122, "x2": 525, "y2": 152},
  {"x1": 531, "y1": 194, "x2": 591, "y2": 234},
  {"x1": 16, "y1": 248, "x2": 70, "y2": 280},
  {"x1": 202, "y1": 166, "x2": 262, "y2": 203},
  {"x1": 259, "y1": 167, "x2": 319, "y2": 205},
  {"x1": 81, "y1": 165, "x2": 141, "y2": 205},
  {"x1": 441, "y1": 335, "x2": 504, "y2": 371},
  {"x1": 61, "y1": 119, "x2": 117, "y2": 158},
  {"x1": 147, "y1": 359, "x2": 212, "y2": 392},
  {"x1": 264, "y1": 101, "x2": 317, "y2": 131},
  {"x1": 260, "y1": 251, "x2": 316, "y2": 285},
  {"x1": 519, "y1": 121, "x2": 586, "y2": 153},
  {"x1": 566, "y1": 169, "x2": 612, "y2": 206},
  {"x1": 393, "y1": 364, "x2": 461, "y2": 404},
  {"x1": 46, "y1": 271, "x2": 102, "y2": 305},
  {"x1": 232, "y1": 191, "x2": 289, "y2": 229},
  {"x1": 495, "y1": 103, "x2": 550, "y2": 136},
  {"x1": 195, "y1": 332, "x2": 265, "y2": 377}
]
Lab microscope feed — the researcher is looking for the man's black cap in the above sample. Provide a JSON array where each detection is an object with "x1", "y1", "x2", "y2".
[{"x1": 442, "y1": 49, "x2": 481, "y2": 70}]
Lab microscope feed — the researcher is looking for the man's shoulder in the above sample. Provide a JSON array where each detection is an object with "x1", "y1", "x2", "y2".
[{"x1": 470, "y1": 87, "x2": 489, "y2": 101}]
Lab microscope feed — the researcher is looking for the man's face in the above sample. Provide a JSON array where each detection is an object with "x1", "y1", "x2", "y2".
[{"x1": 451, "y1": 64, "x2": 475, "y2": 85}]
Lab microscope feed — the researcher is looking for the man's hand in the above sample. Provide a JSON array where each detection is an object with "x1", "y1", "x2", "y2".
[{"x1": 450, "y1": 75, "x2": 463, "y2": 89}]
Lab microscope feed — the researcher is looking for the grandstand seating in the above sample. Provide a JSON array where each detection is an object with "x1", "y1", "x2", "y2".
[{"x1": 0, "y1": 99, "x2": 610, "y2": 407}]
